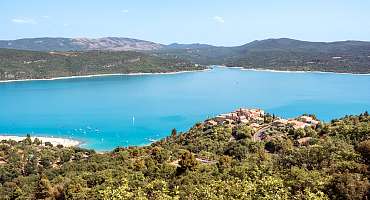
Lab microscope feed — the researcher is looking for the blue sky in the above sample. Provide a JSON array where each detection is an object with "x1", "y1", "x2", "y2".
[{"x1": 1, "y1": 0, "x2": 369, "y2": 46}]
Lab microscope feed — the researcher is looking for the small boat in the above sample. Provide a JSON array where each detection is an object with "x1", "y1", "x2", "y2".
[{"x1": 148, "y1": 138, "x2": 158, "y2": 142}]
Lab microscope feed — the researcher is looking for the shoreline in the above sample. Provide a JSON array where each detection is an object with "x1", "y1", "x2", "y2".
[
  {"x1": 212, "y1": 65, "x2": 370, "y2": 75},
  {"x1": 239, "y1": 67, "x2": 370, "y2": 76},
  {"x1": 0, "y1": 135, "x2": 82, "y2": 147},
  {"x1": 0, "y1": 68, "x2": 211, "y2": 83},
  {"x1": 1, "y1": 67, "x2": 369, "y2": 83}
]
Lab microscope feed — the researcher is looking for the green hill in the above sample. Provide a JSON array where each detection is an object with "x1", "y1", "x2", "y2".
[
  {"x1": 158, "y1": 38, "x2": 370, "y2": 74},
  {"x1": 0, "y1": 48, "x2": 204, "y2": 81}
]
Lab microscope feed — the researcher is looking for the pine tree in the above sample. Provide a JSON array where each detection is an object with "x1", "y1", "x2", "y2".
[
  {"x1": 35, "y1": 175, "x2": 53, "y2": 200},
  {"x1": 171, "y1": 128, "x2": 177, "y2": 137},
  {"x1": 178, "y1": 151, "x2": 198, "y2": 173}
]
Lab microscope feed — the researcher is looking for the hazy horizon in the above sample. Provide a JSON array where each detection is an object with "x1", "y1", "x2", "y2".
[
  {"x1": 1, "y1": 0, "x2": 370, "y2": 46},
  {"x1": 2, "y1": 36, "x2": 370, "y2": 47}
]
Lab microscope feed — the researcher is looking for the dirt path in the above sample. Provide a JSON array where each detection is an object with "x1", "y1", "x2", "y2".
[
  {"x1": 168, "y1": 158, "x2": 217, "y2": 167},
  {"x1": 253, "y1": 125, "x2": 271, "y2": 141}
]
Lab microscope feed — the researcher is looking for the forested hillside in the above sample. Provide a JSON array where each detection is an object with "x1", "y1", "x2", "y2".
[
  {"x1": 0, "y1": 48, "x2": 204, "y2": 81},
  {"x1": 157, "y1": 38, "x2": 370, "y2": 74},
  {"x1": 0, "y1": 110, "x2": 369, "y2": 199}
]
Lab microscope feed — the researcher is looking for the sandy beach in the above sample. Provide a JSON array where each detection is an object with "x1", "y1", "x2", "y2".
[
  {"x1": 0, "y1": 135, "x2": 81, "y2": 147},
  {"x1": 1, "y1": 67, "x2": 368, "y2": 84},
  {"x1": 0, "y1": 68, "x2": 211, "y2": 83}
]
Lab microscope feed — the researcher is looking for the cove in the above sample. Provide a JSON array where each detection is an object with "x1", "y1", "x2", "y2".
[{"x1": 1, "y1": 66, "x2": 370, "y2": 151}]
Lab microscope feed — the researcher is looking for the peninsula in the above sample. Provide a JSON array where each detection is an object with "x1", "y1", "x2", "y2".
[
  {"x1": 0, "y1": 135, "x2": 80, "y2": 147},
  {"x1": 0, "y1": 48, "x2": 204, "y2": 81}
]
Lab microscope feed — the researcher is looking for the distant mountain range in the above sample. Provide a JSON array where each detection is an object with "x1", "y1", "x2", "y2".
[
  {"x1": 0, "y1": 37, "x2": 164, "y2": 51},
  {"x1": 2, "y1": 37, "x2": 370, "y2": 55},
  {"x1": 1, "y1": 37, "x2": 370, "y2": 73}
]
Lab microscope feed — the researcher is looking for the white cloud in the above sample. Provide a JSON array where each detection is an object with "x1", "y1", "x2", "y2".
[
  {"x1": 213, "y1": 16, "x2": 225, "y2": 24},
  {"x1": 11, "y1": 18, "x2": 37, "y2": 24},
  {"x1": 42, "y1": 15, "x2": 50, "y2": 19},
  {"x1": 121, "y1": 9, "x2": 129, "y2": 13}
]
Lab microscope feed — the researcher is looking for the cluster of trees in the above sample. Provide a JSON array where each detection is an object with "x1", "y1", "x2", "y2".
[
  {"x1": 0, "y1": 48, "x2": 204, "y2": 81},
  {"x1": 0, "y1": 113, "x2": 369, "y2": 199}
]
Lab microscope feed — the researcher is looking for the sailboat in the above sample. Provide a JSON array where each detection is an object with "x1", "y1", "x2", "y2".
[
  {"x1": 132, "y1": 116, "x2": 135, "y2": 126},
  {"x1": 149, "y1": 138, "x2": 158, "y2": 142}
]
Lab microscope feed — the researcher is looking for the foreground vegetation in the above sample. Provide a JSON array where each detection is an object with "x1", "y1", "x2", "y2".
[
  {"x1": 0, "y1": 48, "x2": 204, "y2": 81},
  {"x1": 0, "y1": 111, "x2": 369, "y2": 199}
]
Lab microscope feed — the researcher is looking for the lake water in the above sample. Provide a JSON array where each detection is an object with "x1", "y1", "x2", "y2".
[{"x1": 1, "y1": 67, "x2": 370, "y2": 150}]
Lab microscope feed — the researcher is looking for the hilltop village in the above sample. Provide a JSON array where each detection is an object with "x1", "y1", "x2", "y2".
[
  {"x1": 204, "y1": 108, "x2": 321, "y2": 145},
  {"x1": 206, "y1": 108, "x2": 319, "y2": 128}
]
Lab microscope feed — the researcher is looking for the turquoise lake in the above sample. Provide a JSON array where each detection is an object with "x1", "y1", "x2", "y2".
[{"x1": 1, "y1": 67, "x2": 370, "y2": 151}]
